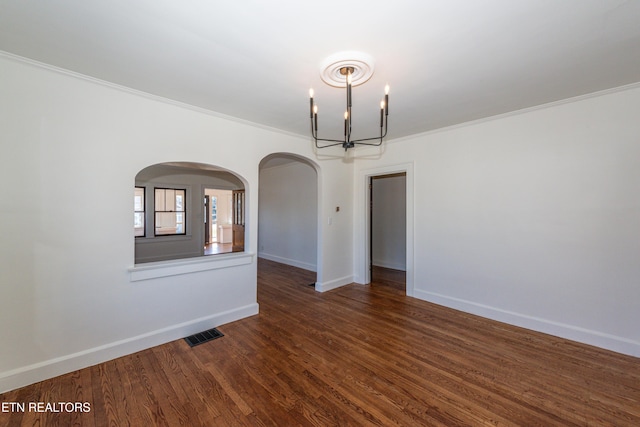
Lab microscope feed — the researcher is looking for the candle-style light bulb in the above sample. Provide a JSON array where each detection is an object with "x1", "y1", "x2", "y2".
[
  {"x1": 344, "y1": 111, "x2": 348, "y2": 136},
  {"x1": 384, "y1": 84, "x2": 389, "y2": 116},
  {"x1": 309, "y1": 88, "x2": 314, "y2": 98},
  {"x1": 313, "y1": 105, "x2": 318, "y2": 131}
]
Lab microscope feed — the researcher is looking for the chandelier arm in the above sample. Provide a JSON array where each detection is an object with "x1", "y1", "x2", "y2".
[
  {"x1": 357, "y1": 142, "x2": 383, "y2": 146},
  {"x1": 310, "y1": 118, "x2": 346, "y2": 145},
  {"x1": 311, "y1": 114, "x2": 355, "y2": 148},
  {"x1": 349, "y1": 138, "x2": 383, "y2": 146},
  {"x1": 350, "y1": 117, "x2": 388, "y2": 145},
  {"x1": 315, "y1": 140, "x2": 347, "y2": 148},
  {"x1": 314, "y1": 137, "x2": 349, "y2": 144}
]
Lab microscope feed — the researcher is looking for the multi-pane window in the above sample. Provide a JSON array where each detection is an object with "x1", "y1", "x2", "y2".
[
  {"x1": 155, "y1": 188, "x2": 186, "y2": 236},
  {"x1": 134, "y1": 187, "x2": 145, "y2": 237}
]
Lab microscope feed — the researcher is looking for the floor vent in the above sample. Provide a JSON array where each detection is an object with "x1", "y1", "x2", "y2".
[{"x1": 184, "y1": 328, "x2": 224, "y2": 347}]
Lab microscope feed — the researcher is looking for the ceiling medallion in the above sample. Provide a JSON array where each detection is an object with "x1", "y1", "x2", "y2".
[
  {"x1": 310, "y1": 51, "x2": 389, "y2": 151},
  {"x1": 319, "y1": 51, "x2": 375, "y2": 87}
]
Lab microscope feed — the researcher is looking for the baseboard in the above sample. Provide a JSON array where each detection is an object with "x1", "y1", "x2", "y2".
[
  {"x1": 316, "y1": 275, "x2": 354, "y2": 293},
  {"x1": 372, "y1": 260, "x2": 406, "y2": 271},
  {"x1": 258, "y1": 252, "x2": 316, "y2": 272},
  {"x1": 413, "y1": 289, "x2": 640, "y2": 358},
  {"x1": 0, "y1": 303, "x2": 259, "y2": 394}
]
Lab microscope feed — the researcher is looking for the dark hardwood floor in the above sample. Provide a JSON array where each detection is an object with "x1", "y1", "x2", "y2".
[{"x1": 1, "y1": 259, "x2": 639, "y2": 426}]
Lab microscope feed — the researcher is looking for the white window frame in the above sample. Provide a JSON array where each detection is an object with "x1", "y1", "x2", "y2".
[{"x1": 154, "y1": 188, "x2": 187, "y2": 236}]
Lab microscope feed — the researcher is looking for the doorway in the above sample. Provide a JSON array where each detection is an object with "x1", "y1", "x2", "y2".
[
  {"x1": 258, "y1": 153, "x2": 319, "y2": 285},
  {"x1": 204, "y1": 188, "x2": 234, "y2": 255},
  {"x1": 370, "y1": 173, "x2": 407, "y2": 289}
]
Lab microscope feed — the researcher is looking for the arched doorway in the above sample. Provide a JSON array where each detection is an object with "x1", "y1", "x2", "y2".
[{"x1": 258, "y1": 153, "x2": 320, "y2": 284}]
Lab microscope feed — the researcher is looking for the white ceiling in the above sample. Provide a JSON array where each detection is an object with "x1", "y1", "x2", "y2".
[{"x1": 2, "y1": 0, "x2": 640, "y2": 141}]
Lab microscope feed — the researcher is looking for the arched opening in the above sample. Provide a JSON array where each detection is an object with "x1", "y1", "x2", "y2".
[
  {"x1": 258, "y1": 153, "x2": 320, "y2": 285},
  {"x1": 134, "y1": 162, "x2": 246, "y2": 264}
]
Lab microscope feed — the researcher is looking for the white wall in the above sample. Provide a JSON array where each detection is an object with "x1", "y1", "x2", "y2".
[
  {"x1": 317, "y1": 155, "x2": 355, "y2": 292},
  {"x1": 372, "y1": 174, "x2": 406, "y2": 270},
  {"x1": 258, "y1": 160, "x2": 318, "y2": 272},
  {"x1": 355, "y1": 85, "x2": 640, "y2": 357},
  {"x1": 0, "y1": 54, "x2": 354, "y2": 392}
]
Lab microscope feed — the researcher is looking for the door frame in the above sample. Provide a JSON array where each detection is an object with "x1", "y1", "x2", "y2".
[
  {"x1": 357, "y1": 162, "x2": 414, "y2": 296},
  {"x1": 370, "y1": 172, "x2": 407, "y2": 279},
  {"x1": 204, "y1": 195, "x2": 211, "y2": 245}
]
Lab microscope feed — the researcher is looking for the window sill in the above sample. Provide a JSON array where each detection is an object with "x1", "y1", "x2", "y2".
[
  {"x1": 134, "y1": 234, "x2": 193, "y2": 243},
  {"x1": 129, "y1": 252, "x2": 254, "y2": 282}
]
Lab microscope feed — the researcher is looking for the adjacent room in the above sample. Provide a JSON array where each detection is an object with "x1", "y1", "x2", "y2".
[{"x1": 1, "y1": 1, "x2": 639, "y2": 425}]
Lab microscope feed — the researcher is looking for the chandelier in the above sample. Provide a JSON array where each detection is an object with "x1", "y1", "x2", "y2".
[{"x1": 309, "y1": 64, "x2": 389, "y2": 151}]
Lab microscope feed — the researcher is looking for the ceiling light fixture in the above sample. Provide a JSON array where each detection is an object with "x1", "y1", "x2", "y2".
[{"x1": 309, "y1": 53, "x2": 389, "y2": 151}]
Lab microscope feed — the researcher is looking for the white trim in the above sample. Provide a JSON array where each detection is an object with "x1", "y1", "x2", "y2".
[
  {"x1": 129, "y1": 252, "x2": 254, "y2": 281},
  {"x1": 316, "y1": 275, "x2": 354, "y2": 293},
  {"x1": 384, "y1": 81, "x2": 640, "y2": 145},
  {"x1": 0, "y1": 303, "x2": 259, "y2": 394},
  {"x1": 258, "y1": 253, "x2": 316, "y2": 272},
  {"x1": 414, "y1": 290, "x2": 640, "y2": 358},
  {"x1": 7, "y1": 50, "x2": 639, "y2": 148},
  {"x1": 0, "y1": 50, "x2": 302, "y2": 140},
  {"x1": 4, "y1": 50, "x2": 640, "y2": 147},
  {"x1": 372, "y1": 260, "x2": 406, "y2": 271}
]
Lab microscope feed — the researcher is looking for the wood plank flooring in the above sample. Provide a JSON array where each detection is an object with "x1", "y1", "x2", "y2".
[{"x1": 1, "y1": 259, "x2": 639, "y2": 426}]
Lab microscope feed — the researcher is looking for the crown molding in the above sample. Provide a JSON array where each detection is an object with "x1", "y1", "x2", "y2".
[{"x1": 0, "y1": 50, "x2": 305, "y2": 141}]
